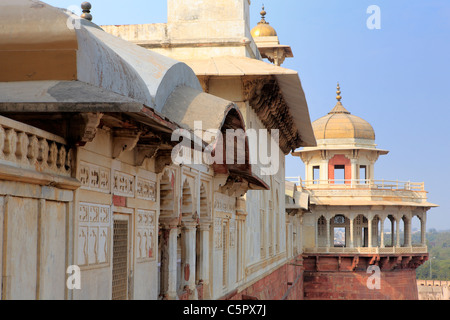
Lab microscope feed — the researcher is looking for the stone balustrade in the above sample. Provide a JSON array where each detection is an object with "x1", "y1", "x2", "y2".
[
  {"x1": 304, "y1": 245, "x2": 428, "y2": 255},
  {"x1": 286, "y1": 177, "x2": 425, "y2": 191},
  {"x1": 0, "y1": 115, "x2": 72, "y2": 177}
]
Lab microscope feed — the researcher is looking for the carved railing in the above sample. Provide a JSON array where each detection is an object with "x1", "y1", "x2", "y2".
[
  {"x1": 304, "y1": 246, "x2": 428, "y2": 255},
  {"x1": 0, "y1": 115, "x2": 72, "y2": 177},
  {"x1": 286, "y1": 177, "x2": 425, "y2": 192}
]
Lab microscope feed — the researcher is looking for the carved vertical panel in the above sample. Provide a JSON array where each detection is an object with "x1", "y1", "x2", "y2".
[
  {"x1": 214, "y1": 218, "x2": 222, "y2": 249},
  {"x1": 78, "y1": 203, "x2": 111, "y2": 267},
  {"x1": 77, "y1": 226, "x2": 88, "y2": 266},
  {"x1": 136, "y1": 210, "x2": 156, "y2": 261},
  {"x1": 98, "y1": 227, "x2": 108, "y2": 264},
  {"x1": 229, "y1": 220, "x2": 236, "y2": 248}
]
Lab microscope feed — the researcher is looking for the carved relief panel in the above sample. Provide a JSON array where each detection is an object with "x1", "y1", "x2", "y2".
[
  {"x1": 214, "y1": 218, "x2": 222, "y2": 249},
  {"x1": 214, "y1": 192, "x2": 236, "y2": 251},
  {"x1": 136, "y1": 178, "x2": 156, "y2": 202},
  {"x1": 136, "y1": 209, "x2": 156, "y2": 261},
  {"x1": 113, "y1": 170, "x2": 135, "y2": 197},
  {"x1": 77, "y1": 203, "x2": 111, "y2": 267},
  {"x1": 214, "y1": 193, "x2": 236, "y2": 215},
  {"x1": 229, "y1": 220, "x2": 236, "y2": 248},
  {"x1": 79, "y1": 161, "x2": 110, "y2": 193}
]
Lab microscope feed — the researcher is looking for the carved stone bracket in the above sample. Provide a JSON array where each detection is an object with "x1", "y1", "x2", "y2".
[
  {"x1": 242, "y1": 77, "x2": 266, "y2": 102},
  {"x1": 218, "y1": 177, "x2": 249, "y2": 198},
  {"x1": 112, "y1": 128, "x2": 142, "y2": 159},
  {"x1": 351, "y1": 149, "x2": 360, "y2": 160},
  {"x1": 242, "y1": 77, "x2": 301, "y2": 154},
  {"x1": 155, "y1": 150, "x2": 174, "y2": 174},
  {"x1": 263, "y1": 48, "x2": 287, "y2": 67},
  {"x1": 351, "y1": 256, "x2": 360, "y2": 271},
  {"x1": 135, "y1": 145, "x2": 160, "y2": 166},
  {"x1": 236, "y1": 197, "x2": 247, "y2": 217},
  {"x1": 70, "y1": 112, "x2": 104, "y2": 146}
]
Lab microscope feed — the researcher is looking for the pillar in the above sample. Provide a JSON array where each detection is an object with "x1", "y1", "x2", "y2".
[
  {"x1": 350, "y1": 159, "x2": 358, "y2": 186},
  {"x1": 395, "y1": 218, "x2": 401, "y2": 247},
  {"x1": 320, "y1": 159, "x2": 329, "y2": 185},
  {"x1": 315, "y1": 217, "x2": 319, "y2": 248},
  {"x1": 160, "y1": 219, "x2": 179, "y2": 300},
  {"x1": 198, "y1": 221, "x2": 211, "y2": 297},
  {"x1": 368, "y1": 217, "x2": 373, "y2": 248},
  {"x1": 304, "y1": 161, "x2": 311, "y2": 182},
  {"x1": 380, "y1": 218, "x2": 385, "y2": 248},
  {"x1": 349, "y1": 218, "x2": 354, "y2": 248},
  {"x1": 326, "y1": 217, "x2": 331, "y2": 250},
  {"x1": 390, "y1": 218, "x2": 395, "y2": 247},
  {"x1": 421, "y1": 215, "x2": 427, "y2": 246},
  {"x1": 405, "y1": 218, "x2": 412, "y2": 247},
  {"x1": 181, "y1": 220, "x2": 198, "y2": 299}
]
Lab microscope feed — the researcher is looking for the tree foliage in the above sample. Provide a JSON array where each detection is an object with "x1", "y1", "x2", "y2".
[{"x1": 416, "y1": 230, "x2": 450, "y2": 280}]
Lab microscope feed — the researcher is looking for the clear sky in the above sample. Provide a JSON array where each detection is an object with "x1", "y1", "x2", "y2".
[{"x1": 44, "y1": 0, "x2": 450, "y2": 230}]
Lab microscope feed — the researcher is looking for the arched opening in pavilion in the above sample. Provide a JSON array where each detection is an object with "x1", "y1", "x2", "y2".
[{"x1": 331, "y1": 215, "x2": 348, "y2": 248}]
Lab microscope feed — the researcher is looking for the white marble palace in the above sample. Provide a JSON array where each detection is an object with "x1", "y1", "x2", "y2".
[
  {"x1": 0, "y1": 0, "x2": 436, "y2": 301},
  {"x1": 0, "y1": 0, "x2": 315, "y2": 300}
]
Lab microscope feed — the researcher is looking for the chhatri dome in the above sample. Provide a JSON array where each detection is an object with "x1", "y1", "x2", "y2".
[
  {"x1": 312, "y1": 84, "x2": 375, "y2": 141},
  {"x1": 251, "y1": 5, "x2": 278, "y2": 38}
]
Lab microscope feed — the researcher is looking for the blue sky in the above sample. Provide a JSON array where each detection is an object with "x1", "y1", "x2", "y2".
[{"x1": 45, "y1": 0, "x2": 450, "y2": 230}]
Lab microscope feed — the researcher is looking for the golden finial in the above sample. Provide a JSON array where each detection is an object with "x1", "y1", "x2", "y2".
[
  {"x1": 260, "y1": 4, "x2": 267, "y2": 23},
  {"x1": 336, "y1": 82, "x2": 342, "y2": 102}
]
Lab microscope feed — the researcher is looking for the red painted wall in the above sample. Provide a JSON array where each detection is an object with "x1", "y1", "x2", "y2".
[{"x1": 328, "y1": 155, "x2": 352, "y2": 183}]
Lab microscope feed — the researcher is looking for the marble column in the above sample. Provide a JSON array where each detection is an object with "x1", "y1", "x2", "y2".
[
  {"x1": 197, "y1": 221, "x2": 211, "y2": 297},
  {"x1": 380, "y1": 218, "x2": 385, "y2": 248},
  {"x1": 396, "y1": 218, "x2": 401, "y2": 247},
  {"x1": 160, "y1": 218, "x2": 179, "y2": 300},
  {"x1": 320, "y1": 159, "x2": 329, "y2": 185},
  {"x1": 349, "y1": 218, "x2": 354, "y2": 248},
  {"x1": 315, "y1": 218, "x2": 319, "y2": 249},
  {"x1": 421, "y1": 215, "x2": 427, "y2": 246},
  {"x1": 326, "y1": 217, "x2": 331, "y2": 250},
  {"x1": 350, "y1": 159, "x2": 358, "y2": 186},
  {"x1": 405, "y1": 218, "x2": 412, "y2": 247},
  {"x1": 181, "y1": 220, "x2": 198, "y2": 300},
  {"x1": 368, "y1": 217, "x2": 373, "y2": 248},
  {"x1": 391, "y1": 218, "x2": 395, "y2": 247}
]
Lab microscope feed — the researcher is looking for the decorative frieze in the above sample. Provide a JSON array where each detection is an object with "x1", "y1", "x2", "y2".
[
  {"x1": 78, "y1": 163, "x2": 156, "y2": 201},
  {"x1": 77, "y1": 203, "x2": 111, "y2": 267},
  {"x1": 136, "y1": 178, "x2": 156, "y2": 202},
  {"x1": 214, "y1": 193, "x2": 236, "y2": 214},
  {"x1": 136, "y1": 209, "x2": 156, "y2": 261},
  {"x1": 79, "y1": 161, "x2": 110, "y2": 193},
  {"x1": 113, "y1": 170, "x2": 135, "y2": 197}
]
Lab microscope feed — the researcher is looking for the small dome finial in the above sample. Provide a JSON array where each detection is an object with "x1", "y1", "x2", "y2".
[
  {"x1": 336, "y1": 82, "x2": 342, "y2": 102},
  {"x1": 81, "y1": 2, "x2": 92, "y2": 21},
  {"x1": 260, "y1": 4, "x2": 267, "y2": 23}
]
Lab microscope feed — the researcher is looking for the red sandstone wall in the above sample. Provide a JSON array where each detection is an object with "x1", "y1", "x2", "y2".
[
  {"x1": 226, "y1": 257, "x2": 304, "y2": 301},
  {"x1": 303, "y1": 269, "x2": 419, "y2": 300}
]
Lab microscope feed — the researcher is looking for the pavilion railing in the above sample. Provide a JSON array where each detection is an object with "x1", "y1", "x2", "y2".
[
  {"x1": 303, "y1": 245, "x2": 428, "y2": 255},
  {"x1": 286, "y1": 177, "x2": 425, "y2": 192}
]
